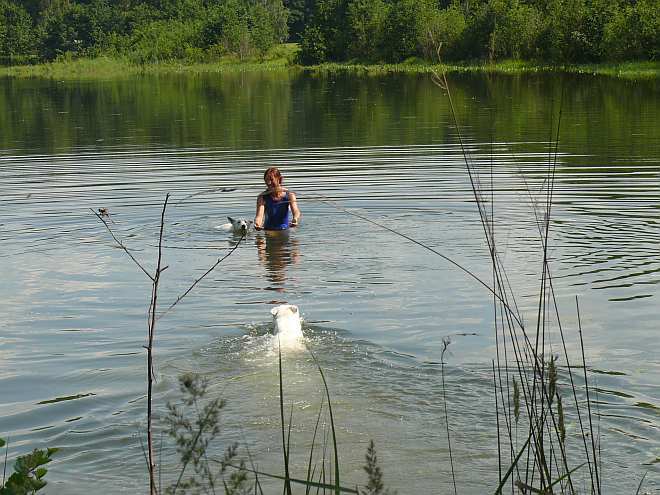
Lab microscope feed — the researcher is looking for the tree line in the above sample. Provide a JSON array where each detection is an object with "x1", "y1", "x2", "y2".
[
  {"x1": 1, "y1": 0, "x2": 658, "y2": 65},
  {"x1": 0, "y1": 0, "x2": 289, "y2": 64}
]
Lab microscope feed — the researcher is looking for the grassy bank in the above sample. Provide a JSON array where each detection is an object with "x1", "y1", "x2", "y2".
[
  {"x1": 1, "y1": 44, "x2": 658, "y2": 80},
  {"x1": 308, "y1": 59, "x2": 660, "y2": 79},
  {"x1": 0, "y1": 44, "x2": 301, "y2": 80},
  {"x1": 0, "y1": 56, "x2": 297, "y2": 79}
]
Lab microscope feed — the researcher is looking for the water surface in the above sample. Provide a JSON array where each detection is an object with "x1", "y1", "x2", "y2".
[{"x1": 1, "y1": 71, "x2": 659, "y2": 493}]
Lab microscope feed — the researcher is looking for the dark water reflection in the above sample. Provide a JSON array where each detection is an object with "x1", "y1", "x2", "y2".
[
  {"x1": 2, "y1": 71, "x2": 658, "y2": 156},
  {"x1": 0, "y1": 71, "x2": 659, "y2": 493},
  {"x1": 256, "y1": 230, "x2": 301, "y2": 290}
]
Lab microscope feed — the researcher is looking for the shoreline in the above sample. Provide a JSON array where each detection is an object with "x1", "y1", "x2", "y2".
[{"x1": 1, "y1": 55, "x2": 658, "y2": 81}]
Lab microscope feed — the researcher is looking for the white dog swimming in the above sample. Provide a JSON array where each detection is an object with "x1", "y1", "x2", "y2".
[
  {"x1": 217, "y1": 216, "x2": 254, "y2": 235},
  {"x1": 271, "y1": 304, "x2": 305, "y2": 350}
]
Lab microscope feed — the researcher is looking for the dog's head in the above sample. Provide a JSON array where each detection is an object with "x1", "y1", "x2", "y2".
[
  {"x1": 270, "y1": 304, "x2": 299, "y2": 319},
  {"x1": 227, "y1": 217, "x2": 253, "y2": 234}
]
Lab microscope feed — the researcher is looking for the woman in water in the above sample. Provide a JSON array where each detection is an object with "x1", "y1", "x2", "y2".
[{"x1": 254, "y1": 167, "x2": 301, "y2": 230}]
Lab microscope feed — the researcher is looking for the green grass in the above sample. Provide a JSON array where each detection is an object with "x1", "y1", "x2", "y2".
[
  {"x1": 2, "y1": 42, "x2": 658, "y2": 80},
  {"x1": 0, "y1": 57, "x2": 299, "y2": 79},
  {"x1": 0, "y1": 43, "x2": 302, "y2": 80},
  {"x1": 307, "y1": 59, "x2": 660, "y2": 79}
]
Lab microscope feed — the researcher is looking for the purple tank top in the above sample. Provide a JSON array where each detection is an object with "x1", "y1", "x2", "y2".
[{"x1": 264, "y1": 192, "x2": 291, "y2": 230}]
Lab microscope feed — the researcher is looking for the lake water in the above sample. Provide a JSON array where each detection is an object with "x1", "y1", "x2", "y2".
[{"x1": 1, "y1": 70, "x2": 659, "y2": 493}]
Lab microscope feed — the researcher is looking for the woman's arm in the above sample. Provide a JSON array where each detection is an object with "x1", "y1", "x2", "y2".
[
  {"x1": 254, "y1": 194, "x2": 266, "y2": 229},
  {"x1": 289, "y1": 192, "x2": 301, "y2": 226}
]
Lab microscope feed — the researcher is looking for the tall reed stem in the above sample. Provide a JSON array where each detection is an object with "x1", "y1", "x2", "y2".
[
  {"x1": 147, "y1": 193, "x2": 169, "y2": 495},
  {"x1": 441, "y1": 338, "x2": 457, "y2": 495}
]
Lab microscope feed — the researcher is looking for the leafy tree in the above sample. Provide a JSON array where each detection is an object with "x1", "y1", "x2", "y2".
[
  {"x1": 422, "y1": 2, "x2": 466, "y2": 60},
  {"x1": 12, "y1": 0, "x2": 42, "y2": 18},
  {"x1": 298, "y1": 24, "x2": 327, "y2": 63},
  {"x1": 2, "y1": 0, "x2": 656, "y2": 65},
  {"x1": 300, "y1": 0, "x2": 351, "y2": 61},
  {"x1": 39, "y1": 0, "x2": 125, "y2": 59},
  {"x1": 128, "y1": 18, "x2": 203, "y2": 63},
  {"x1": 488, "y1": 0, "x2": 541, "y2": 60},
  {"x1": 536, "y1": 0, "x2": 592, "y2": 62},
  {"x1": 346, "y1": 0, "x2": 388, "y2": 60},
  {"x1": 157, "y1": 0, "x2": 205, "y2": 20},
  {"x1": 123, "y1": 2, "x2": 161, "y2": 31},
  {"x1": 202, "y1": 0, "x2": 250, "y2": 57},
  {"x1": 602, "y1": 0, "x2": 659, "y2": 60},
  {"x1": 0, "y1": 1, "x2": 36, "y2": 60},
  {"x1": 284, "y1": 0, "x2": 314, "y2": 41},
  {"x1": 382, "y1": 0, "x2": 437, "y2": 62},
  {"x1": 577, "y1": 0, "x2": 618, "y2": 61},
  {"x1": 450, "y1": 0, "x2": 490, "y2": 60},
  {"x1": 248, "y1": 0, "x2": 288, "y2": 54},
  {"x1": 39, "y1": 2, "x2": 89, "y2": 59}
]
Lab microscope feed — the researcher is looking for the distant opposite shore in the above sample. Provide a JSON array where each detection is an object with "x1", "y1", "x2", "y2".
[
  {"x1": 1, "y1": 44, "x2": 658, "y2": 81},
  {"x1": 3, "y1": 0, "x2": 657, "y2": 81}
]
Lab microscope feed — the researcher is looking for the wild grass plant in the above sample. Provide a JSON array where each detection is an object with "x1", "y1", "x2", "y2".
[
  {"x1": 430, "y1": 63, "x2": 605, "y2": 493},
  {"x1": 164, "y1": 374, "x2": 248, "y2": 495}
]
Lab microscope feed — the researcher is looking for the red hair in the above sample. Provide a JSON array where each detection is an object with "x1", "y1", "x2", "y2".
[{"x1": 264, "y1": 167, "x2": 283, "y2": 184}]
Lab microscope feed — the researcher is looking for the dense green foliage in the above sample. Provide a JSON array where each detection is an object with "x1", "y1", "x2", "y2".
[
  {"x1": 299, "y1": 0, "x2": 659, "y2": 63},
  {"x1": 1, "y1": 0, "x2": 289, "y2": 64},
  {"x1": 0, "y1": 0, "x2": 658, "y2": 65}
]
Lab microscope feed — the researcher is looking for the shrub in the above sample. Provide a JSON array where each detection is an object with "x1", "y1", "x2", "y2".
[{"x1": 0, "y1": 438, "x2": 58, "y2": 495}]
